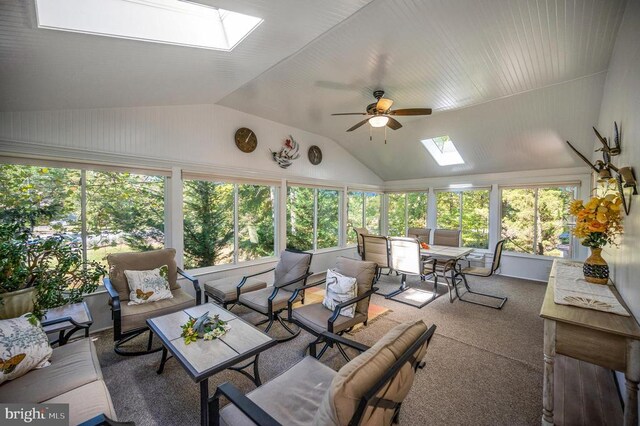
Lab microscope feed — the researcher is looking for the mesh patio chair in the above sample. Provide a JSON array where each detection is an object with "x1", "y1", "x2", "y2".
[
  {"x1": 288, "y1": 257, "x2": 378, "y2": 361},
  {"x1": 236, "y1": 249, "x2": 313, "y2": 341},
  {"x1": 407, "y1": 227, "x2": 431, "y2": 244},
  {"x1": 210, "y1": 320, "x2": 437, "y2": 426},
  {"x1": 353, "y1": 227, "x2": 369, "y2": 259},
  {"x1": 104, "y1": 248, "x2": 201, "y2": 356},
  {"x1": 445, "y1": 239, "x2": 508, "y2": 309},
  {"x1": 362, "y1": 234, "x2": 391, "y2": 284}
]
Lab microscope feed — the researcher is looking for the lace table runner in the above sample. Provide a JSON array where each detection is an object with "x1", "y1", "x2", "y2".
[{"x1": 551, "y1": 260, "x2": 630, "y2": 316}]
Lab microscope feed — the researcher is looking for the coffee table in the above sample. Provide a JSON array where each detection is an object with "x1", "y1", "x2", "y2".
[{"x1": 147, "y1": 303, "x2": 276, "y2": 426}]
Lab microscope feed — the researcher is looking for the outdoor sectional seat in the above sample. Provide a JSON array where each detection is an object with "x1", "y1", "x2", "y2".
[
  {"x1": 0, "y1": 338, "x2": 117, "y2": 425},
  {"x1": 204, "y1": 276, "x2": 267, "y2": 308},
  {"x1": 212, "y1": 319, "x2": 436, "y2": 426}
]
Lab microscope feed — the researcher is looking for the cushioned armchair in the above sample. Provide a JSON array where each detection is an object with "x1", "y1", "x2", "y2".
[
  {"x1": 204, "y1": 273, "x2": 268, "y2": 309},
  {"x1": 288, "y1": 257, "x2": 378, "y2": 360},
  {"x1": 104, "y1": 248, "x2": 201, "y2": 356},
  {"x1": 210, "y1": 320, "x2": 436, "y2": 426},
  {"x1": 236, "y1": 249, "x2": 313, "y2": 341}
]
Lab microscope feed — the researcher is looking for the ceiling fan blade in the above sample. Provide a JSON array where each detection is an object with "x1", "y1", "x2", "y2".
[
  {"x1": 347, "y1": 118, "x2": 371, "y2": 132},
  {"x1": 388, "y1": 108, "x2": 432, "y2": 116},
  {"x1": 386, "y1": 116, "x2": 402, "y2": 130},
  {"x1": 376, "y1": 98, "x2": 394, "y2": 112},
  {"x1": 331, "y1": 112, "x2": 369, "y2": 116}
]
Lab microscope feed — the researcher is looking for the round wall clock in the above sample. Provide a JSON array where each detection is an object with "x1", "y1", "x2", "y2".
[
  {"x1": 234, "y1": 127, "x2": 257, "y2": 153},
  {"x1": 308, "y1": 145, "x2": 323, "y2": 165}
]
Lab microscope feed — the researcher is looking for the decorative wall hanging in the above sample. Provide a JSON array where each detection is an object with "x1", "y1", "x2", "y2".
[
  {"x1": 566, "y1": 121, "x2": 636, "y2": 215},
  {"x1": 234, "y1": 127, "x2": 257, "y2": 153},
  {"x1": 270, "y1": 135, "x2": 300, "y2": 169},
  {"x1": 308, "y1": 145, "x2": 323, "y2": 165}
]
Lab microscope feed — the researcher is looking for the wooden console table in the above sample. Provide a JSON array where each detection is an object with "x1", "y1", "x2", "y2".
[{"x1": 540, "y1": 259, "x2": 640, "y2": 426}]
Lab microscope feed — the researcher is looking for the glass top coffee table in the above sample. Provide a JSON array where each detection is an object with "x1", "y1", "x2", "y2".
[{"x1": 147, "y1": 303, "x2": 276, "y2": 426}]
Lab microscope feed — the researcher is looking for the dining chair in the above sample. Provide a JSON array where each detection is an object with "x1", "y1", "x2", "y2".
[
  {"x1": 353, "y1": 227, "x2": 369, "y2": 259},
  {"x1": 446, "y1": 239, "x2": 508, "y2": 309},
  {"x1": 362, "y1": 234, "x2": 391, "y2": 283},
  {"x1": 433, "y1": 229, "x2": 461, "y2": 247},
  {"x1": 407, "y1": 227, "x2": 431, "y2": 244}
]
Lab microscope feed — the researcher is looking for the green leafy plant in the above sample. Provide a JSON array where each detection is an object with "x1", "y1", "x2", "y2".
[{"x1": 0, "y1": 221, "x2": 106, "y2": 318}]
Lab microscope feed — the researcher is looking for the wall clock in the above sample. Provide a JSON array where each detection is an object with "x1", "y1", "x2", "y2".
[
  {"x1": 234, "y1": 127, "x2": 257, "y2": 153},
  {"x1": 308, "y1": 145, "x2": 322, "y2": 165}
]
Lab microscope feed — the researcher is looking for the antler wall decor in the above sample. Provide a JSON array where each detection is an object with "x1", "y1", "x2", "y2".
[{"x1": 566, "y1": 122, "x2": 636, "y2": 215}]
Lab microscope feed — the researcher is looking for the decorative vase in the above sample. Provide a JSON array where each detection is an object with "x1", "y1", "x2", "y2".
[
  {"x1": 583, "y1": 248, "x2": 609, "y2": 284},
  {"x1": 0, "y1": 287, "x2": 36, "y2": 319}
]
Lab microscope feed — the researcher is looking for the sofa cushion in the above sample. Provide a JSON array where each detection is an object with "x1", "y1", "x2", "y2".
[
  {"x1": 0, "y1": 338, "x2": 101, "y2": 403},
  {"x1": 334, "y1": 257, "x2": 376, "y2": 316},
  {"x1": 238, "y1": 287, "x2": 299, "y2": 314},
  {"x1": 45, "y1": 380, "x2": 117, "y2": 425},
  {"x1": 313, "y1": 320, "x2": 429, "y2": 426},
  {"x1": 0, "y1": 315, "x2": 52, "y2": 386},
  {"x1": 220, "y1": 356, "x2": 335, "y2": 426},
  {"x1": 120, "y1": 288, "x2": 195, "y2": 333},
  {"x1": 204, "y1": 277, "x2": 267, "y2": 303},
  {"x1": 107, "y1": 248, "x2": 179, "y2": 301},
  {"x1": 292, "y1": 303, "x2": 366, "y2": 334}
]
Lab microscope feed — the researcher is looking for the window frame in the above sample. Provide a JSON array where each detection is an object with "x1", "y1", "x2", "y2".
[
  {"x1": 499, "y1": 183, "x2": 579, "y2": 259},
  {"x1": 435, "y1": 187, "x2": 490, "y2": 249},
  {"x1": 287, "y1": 185, "x2": 342, "y2": 252},
  {"x1": 385, "y1": 191, "x2": 428, "y2": 237},
  {"x1": 347, "y1": 190, "x2": 382, "y2": 243}
]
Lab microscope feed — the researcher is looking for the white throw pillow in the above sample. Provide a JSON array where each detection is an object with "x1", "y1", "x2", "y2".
[
  {"x1": 125, "y1": 268, "x2": 173, "y2": 305},
  {"x1": 322, "y1": 269, "x2": 358, "y2": 318},
  {"x1": 0, "y1": 314, "x2": 53, "y2": 385}
]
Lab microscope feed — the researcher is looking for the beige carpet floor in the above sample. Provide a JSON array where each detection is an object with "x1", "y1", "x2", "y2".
[{"x1": 92, "y1": 273, "x2": 546, "y2": 425}]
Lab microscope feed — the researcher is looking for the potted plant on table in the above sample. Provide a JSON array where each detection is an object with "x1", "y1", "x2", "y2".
[
  {"x1": 569, "y1": 181, "x2": 623, "y2": 284},
  {"x1": 0, "y1": 221, "x2": 106, "y2": 319}
]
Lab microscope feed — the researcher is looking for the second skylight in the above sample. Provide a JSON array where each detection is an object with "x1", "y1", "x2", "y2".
[{"x1": 35, "y1": 0, "x2": 263, "y2": 51}]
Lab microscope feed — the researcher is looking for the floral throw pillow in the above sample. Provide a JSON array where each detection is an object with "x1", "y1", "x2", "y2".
[
  {"x1": 0, "y1": 314, "x2": 53, "y2": 385},
  {"x1": 322, "y1": 269, "x2": 358, "y2": 318},
  {"x1": 125, "y1": 267, "x2": 173, "y2": 305}
]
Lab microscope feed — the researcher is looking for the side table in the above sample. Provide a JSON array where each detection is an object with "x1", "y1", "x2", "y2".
[{"x1": 41, "y1": 301, "x2": 93, "y2": 346}]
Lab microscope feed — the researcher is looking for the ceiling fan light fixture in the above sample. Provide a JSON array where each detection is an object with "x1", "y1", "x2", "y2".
[{"x1": 369, "y1": 116, "x2": 389, "y2": 128}]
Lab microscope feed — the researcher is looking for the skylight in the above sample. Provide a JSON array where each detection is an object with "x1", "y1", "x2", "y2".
[
  {"x1": 420, "y1": 136, "x2": 465, "y2": 166},
  {"x1": 35, "y1": 0, "x2": 263, "y2": 51}
]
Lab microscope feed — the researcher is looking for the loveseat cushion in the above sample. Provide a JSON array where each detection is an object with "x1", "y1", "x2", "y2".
[
  {"x1": 45, "y1": 380, "x2": 117, "y2": 425},
  {"x1": 120, "y1": 288, "x2": 195, "y2": 333},
  {"x1": 0, "y1": 338, "x2": 101, "y2": 403},
  {"x1": 313, "y1": 320, "x2": 429, "y2": 425},
  {"x1": 220, "y1": 356, "x2": 336, "y2": 426},
  {"x1": 204, "y1": 277, "x2": 267, "y2": 303},
  {"x1": 107, "y1": 248, "x2": 179, "y2": 301}
]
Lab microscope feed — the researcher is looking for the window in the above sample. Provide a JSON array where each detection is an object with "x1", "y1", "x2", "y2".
[
  {"x1": 0, "y1": 164, "x2": 166, "y2": 268},
  {"x1": 347, "y1": 191, "x2": 382, "y2": 243},
  {"x1": 420, "y1": 135, "x2": 464, "y2": 166},
  {"x1": 386, "y1": 192, "x2": 428, "y2": 237},
  {"x1": 86, "y1": 171, "x2": 165, "y2": 267},
  {"x1": 183, "y1": 179, "x2": 276, "y2": 269},
  {"x1": 36, "y1": 0, "x2": 263, "y2": 51},
  {"x1": 436, "y1": 189, "x2": 490, "y2": 248},
  {"x1": 501, "y1": 186, "x2": 576, "y2": 257},
  {"x1": 287, "y1": 186, "x2": 341, "y2": 251}
]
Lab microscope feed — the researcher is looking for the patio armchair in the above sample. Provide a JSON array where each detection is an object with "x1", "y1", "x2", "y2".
[
  {"x1": 353, "y1": 227, "x2": 369, "y2": 259},
  {"x1": 236, "y1": 249, "x2": 313, "y2": 341},
  {"x1": 203, "y1": 272, "x2": 269, "y2": 309},
  {"x1": 445, "y1": 239, "x2": 508, "y2": 309},
  {"x1": 210, "y1": 320, "x2": 437, "y2": 426},
  {"x1": 104, "y1": 248, "x2": 201, "y2": 356},
  {"x1": 362, "y1": 234, "x2": 391, "y2": 283},
  {"x1": 288, "y1": 256, "x2": 378, "y2": 360},
  {"x1": 407, "y1": 227, "x2": 431, "y2": 244}
]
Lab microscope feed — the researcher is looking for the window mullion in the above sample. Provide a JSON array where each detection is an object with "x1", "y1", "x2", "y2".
[
  {"x1": 233, "y1": 184, "x2": 239, "y2": 264},
  {"x1": 81, "y1": 170, "x2": 88, "y2": 262},
  {"x1": 404, "y1": 194, "x2": 408, "y2": 236},
  {"x1": 313, "y1": 189, "x2": 318, "y2": 251},
  {"x1": 533, "y1": 188, "x2": 539, "y2": 254}
]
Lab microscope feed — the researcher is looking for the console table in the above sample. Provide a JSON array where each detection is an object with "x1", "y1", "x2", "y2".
[{"x1": 540, "y1": 259, "x2": 640, "y2": 426}]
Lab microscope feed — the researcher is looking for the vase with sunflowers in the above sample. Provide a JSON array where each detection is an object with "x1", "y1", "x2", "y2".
[{"x1": 569, "y1": 181, "x2": 623, "y2": 284}]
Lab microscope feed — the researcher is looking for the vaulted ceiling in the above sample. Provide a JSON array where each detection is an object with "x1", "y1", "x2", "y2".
[{"x1": 0, "y1": 0, "x2": 629, "y2": 180}]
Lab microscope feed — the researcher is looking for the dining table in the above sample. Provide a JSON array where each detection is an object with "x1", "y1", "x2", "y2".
[{"x1": 420, "y1": 244, "x2": 475, "y2": 301}]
